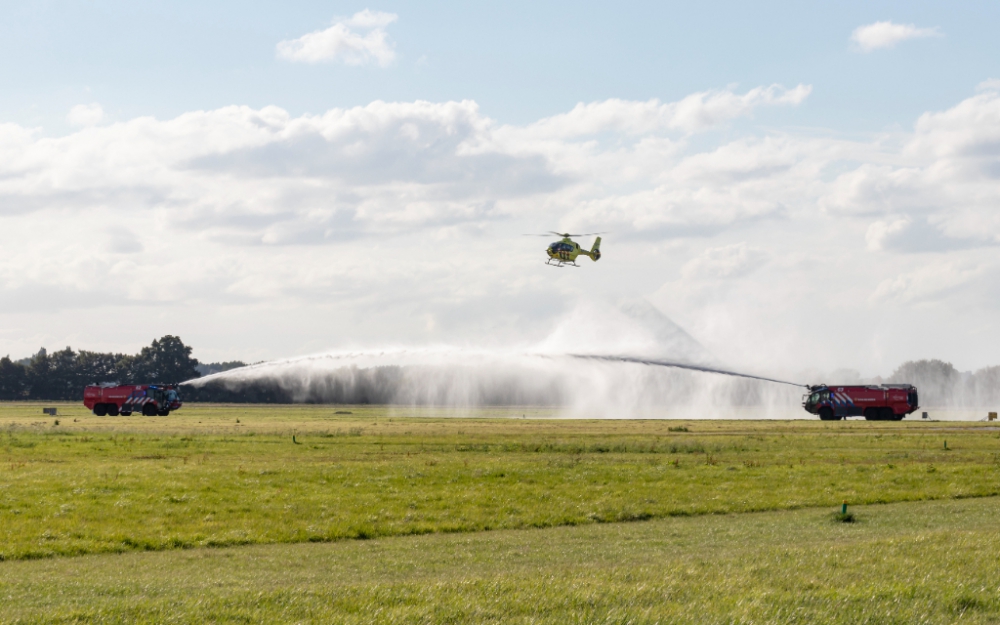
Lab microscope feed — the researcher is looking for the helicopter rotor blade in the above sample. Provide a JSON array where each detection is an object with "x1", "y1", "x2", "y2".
[
  {"x1": 522, "y1": 231, "x2": 610, "y2": 237},
  {"x1": 549, "y1": 231, "x2": 608, "y2": 237}
]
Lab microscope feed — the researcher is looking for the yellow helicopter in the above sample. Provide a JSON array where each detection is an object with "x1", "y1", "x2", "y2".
[{"x1": 525, "y1": 231, "x2": 604, "y2": 267}]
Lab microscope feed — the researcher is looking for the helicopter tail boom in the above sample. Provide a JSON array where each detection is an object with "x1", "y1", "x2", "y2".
[{"x1": 586, "y1": 236, "x2": 602, "y2": 261}]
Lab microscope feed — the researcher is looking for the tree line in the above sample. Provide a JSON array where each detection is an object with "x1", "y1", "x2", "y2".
[
  {"x1": 1, "y1": 337, "x2": 997, "y2": 406},
  {"x1": 0, "y1": 336, "x2": 207, "y2": 401}
]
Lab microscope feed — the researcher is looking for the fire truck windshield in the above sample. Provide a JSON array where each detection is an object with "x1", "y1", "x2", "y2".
[{"x1": 806, "y1": 391, "x2": 828, "y2": 406}]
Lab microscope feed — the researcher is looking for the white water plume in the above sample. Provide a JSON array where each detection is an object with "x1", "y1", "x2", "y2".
[{"x1": 185, "y1": 301, "x2": 807, "y2": 418}]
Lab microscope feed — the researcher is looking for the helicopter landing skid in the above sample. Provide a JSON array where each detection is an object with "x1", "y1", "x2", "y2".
[{"x1": 546, "y1": 258, "x2": 579, "y2": 268}]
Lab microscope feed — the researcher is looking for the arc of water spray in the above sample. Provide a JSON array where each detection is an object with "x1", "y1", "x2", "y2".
[
  {"x1": 569, "y1": 354, "x2": 808, "y2": 388},
  {"x1": 182, "y1": 349, "x2": 808, "y2": 391}
]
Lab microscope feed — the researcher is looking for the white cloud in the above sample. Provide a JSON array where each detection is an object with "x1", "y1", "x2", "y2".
[
  {"x1": 66, "y1": 103, "x2": 104, "y2": 127},
  {"x1": 505, "y1": 84, "x2": 811, "y2": 140},
  {"x1": 866, "y1": 216, "x2": 912, "y2": 251},
  {"x1": 976, "y1": 79, "x2": 1000, "y2": 93},
  {"x1": 681, "y1": 243, "x2": 768, "y2": 280},
  {"x1": 344, "y1": 8, "x2": 397, "y2": 29},
  {"x1": 870, "y1": 258, "x2": 992, "y2": 305},
  {"x1": 276, "y1": 10, "x2": 398, "y2": 66},
  {"x1": 851, "y1": 21, "x2": 941, "y2": 52}
]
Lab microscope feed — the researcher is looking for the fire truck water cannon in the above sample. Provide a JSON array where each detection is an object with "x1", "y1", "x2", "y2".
[
  {"x1": 83, "y1": 383, "x2": 183, "y2": 417},
  {"x1": 803, "y1": 384, "x2": 919, "y2": 421},
  {"x1": 565, "y1": 355, "x2": 919, "y2": 422}
]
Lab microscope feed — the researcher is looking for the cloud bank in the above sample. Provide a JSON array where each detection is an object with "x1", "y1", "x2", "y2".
[{"x1": 1, "y1": 83, "x2": 999, "y2": 374}]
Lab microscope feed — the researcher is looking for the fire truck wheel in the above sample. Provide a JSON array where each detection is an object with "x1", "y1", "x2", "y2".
[
  {"x1": 106, "y1": 404, "x2": 119, "y2": 416},
  {"x1": 120, "y1": 411, "x2": 132, "y2": 417},
  {"x1": 93, "y1": 403, "x2": 107, "y2": 417},
  {"x1": 157, "y1": 410, "x2": 169, "y2": 417},
  {"x1": 864, "y1": 407, "x2": 879, "y2": 420},
  {"x1": 142, "y1": 404, "x2": 157, "y2": 417},
  {"x1": 818, "y1": 407, "x2": 836, "y2": 421},
  {"x1": 881, "y1": 407, "x2": 897, "y2": 421}
]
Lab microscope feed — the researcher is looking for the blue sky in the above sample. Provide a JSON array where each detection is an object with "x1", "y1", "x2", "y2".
[
  {"x1": 1, "y1": 1, "x2": 999, "y2": 378},
  {"x1": 3, "y1": 1, "x2": 997, "y2": 132}
]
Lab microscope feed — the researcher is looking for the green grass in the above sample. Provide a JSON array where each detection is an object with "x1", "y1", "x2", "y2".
[
  {"x1": 3, "y1": 496, "x2": 1000, "y2": 623},
  {"x1": 4, "y1": 402, "x2": 1000, "y2": 622},
  {"x1": 2, "y1": 402, "x2": 1000, "y2": 561}
]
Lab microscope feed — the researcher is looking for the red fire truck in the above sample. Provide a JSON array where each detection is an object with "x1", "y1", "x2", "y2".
[
  {"x1": 803, "y1": 384, "x2": 919, "y2": 421},
  {"x1": 83, "y1": 384, "x2": 183, "y2": 416}
]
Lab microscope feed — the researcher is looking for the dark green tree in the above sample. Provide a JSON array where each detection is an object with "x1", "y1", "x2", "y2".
[
  {"x1": 0, "y1": 356, "x2": 27, "y2": 400},
  {"x1": 77, "y1": 350, "x2": 124, "y2": 386},
  {"x1": 45, "y1": 347, "x2": 81, "y2": 400},
  {"x1": 25, "y1": 348, "x2": 56, "y2": 400},
  {"x1": 113, "y1": 354, "x2": 140, "y2": 385},
  {"x1": 131, "y1": 336, "x2": 201, "y2": 384}
]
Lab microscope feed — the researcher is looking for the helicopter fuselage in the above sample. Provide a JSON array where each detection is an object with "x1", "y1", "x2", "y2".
[{"x1": 545, "y1": 236, "x2": 601, "y2": 267}]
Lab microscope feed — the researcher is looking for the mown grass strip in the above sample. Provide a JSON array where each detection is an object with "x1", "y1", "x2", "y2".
[{"x1": 2, "y1": 497, "x2": 1000, "y2": 624}]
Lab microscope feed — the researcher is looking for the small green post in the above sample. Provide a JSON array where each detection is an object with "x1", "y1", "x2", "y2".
[
  {"x1": 944, "y1": 440, "x2": 948, "y2": 450},
  {"x1": 842, "y1": 500, "x2": 848, "y2": 514}
]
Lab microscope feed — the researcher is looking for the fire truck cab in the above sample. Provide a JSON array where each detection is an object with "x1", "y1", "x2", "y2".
[
  {"x1": 803, "y1": 384, "x2": 918, "y2": 421},
  {"x1": 83, "y1": 384, "x2": 182, "y2": 416}
]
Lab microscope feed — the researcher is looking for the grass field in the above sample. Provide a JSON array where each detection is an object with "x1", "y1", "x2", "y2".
[
  {"x1": 5, "y1": 496, "x2": 1000, "y2": 624},
  {"x1": 2, "y1": 401, "x2": 1000, "y2": 622}
]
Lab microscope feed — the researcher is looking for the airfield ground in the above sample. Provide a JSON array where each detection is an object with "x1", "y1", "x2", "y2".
[{"x1": 2, "y1": 402, "x2": 1000, "y2": 623}]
